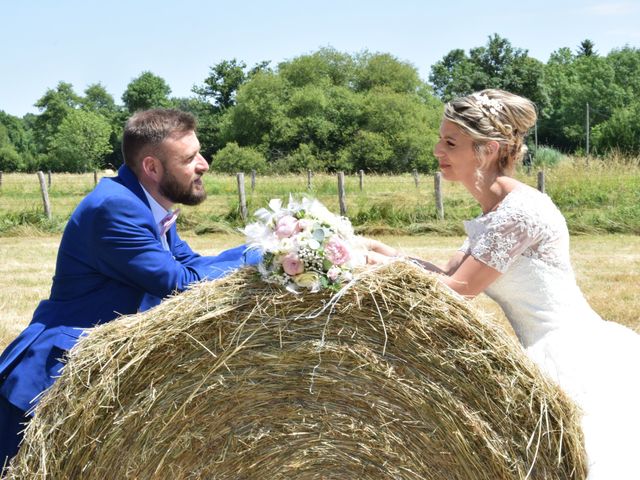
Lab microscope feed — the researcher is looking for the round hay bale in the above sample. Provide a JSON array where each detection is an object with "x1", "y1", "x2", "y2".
[{"x1": 7, "y1": 262, "x2": 586, "y2": 479}]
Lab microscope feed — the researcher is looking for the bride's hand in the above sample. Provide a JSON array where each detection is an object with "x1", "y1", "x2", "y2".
[
  {"x1": 365, "y1": 249, "x2": 396, "y2": 265},
  {"x1": 359, "y1": 237, "x2": 402, "y2": 265}
]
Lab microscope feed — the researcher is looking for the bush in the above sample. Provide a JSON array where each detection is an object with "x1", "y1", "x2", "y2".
[
  {"x1": 344, "y1": 130, "x2": 394, "y2": 171},
  {"x1": 532, "y1": 146, "x2": 567, "y2": 167},
  {"x1": 0, "y1": 145, "x2": 24, "y2": 171},
  {"x1": 591, "y1": 104, "x2": 640, "y2": 155},
  {"x1": 211, "y1": 142, "x2": 268, "y2": 174},
  {"x1": 270, "y1": 143, "x2": 324, "y2": 173}
]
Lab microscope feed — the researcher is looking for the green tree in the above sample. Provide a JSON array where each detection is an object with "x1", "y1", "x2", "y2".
[
  {"x1": 33, "y1": 81, "x2": 81, "y2": 152},
  {"x1": 218, "y1": 48, "x2": 442, "y2": 173},
  {"x1": 428, "y1": 49, "x2": 475, "y2": 100},
  {"x1": 219, "y1": 71, "x2": 292, "y2": 151},
  {"x1": 193, "y1": 59, "x2": 270, "y2": 110},
  {"x1": 577, "y1": 39, "x2": 597, "y2": 57},
  {"x1": 354, "y1": 52, "x2": 421, "y2": 94},
  {"x1": 429, "y1": 34, "x2": 547, "y2": 108},
  {"x1": 0, "y1": 111, "x2": 35, "y2": 158},
  {"x1": 278, "y1": 47, "x2": 354, "y2": 88},
  {"x1": 356, "y1": 89, "x2": 439, "y2": 172},
  {"x1": 190, "y1": 59, "x2": 271, "y2": 159},
  {"x1": 591, "y1": 103, "x2": 640, "y2": 154},
  {"x1": 211, "y1": 142, "x2": 268, "y2": 173},
  {"x1": 0, "y1": 145, "x2": 23, "y2": 171},
  {"x1": 0, "y1": 123, "x2": 25, "y2": 171},
  {"x1": 607, "y1": 47, "x2": 640, "y2": 98},
  {"x1": 122, "y1": 71, "x2": 172, "y2": 113},
  {"x1": 82, "y1": 83, "x2": 119, "y2": 116},
  {"x1": 271, "y1": 143, "x2": 324, "y2": 173},
  {"x1": 539, "y1": 53, "x2": 625, "y2": 151},
  {"x1": 81, "y1": 83, "x2": 124, "y2": 169},
  {"x1": 47, "y1": 109, "x2": 113, "y2": 171}
]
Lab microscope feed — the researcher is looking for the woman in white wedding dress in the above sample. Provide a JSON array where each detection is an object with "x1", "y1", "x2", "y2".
[{"x1": 369, "y1": 89, "x2": 640, "y2": 479}]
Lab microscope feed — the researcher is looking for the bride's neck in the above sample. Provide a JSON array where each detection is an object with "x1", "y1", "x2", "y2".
[{"x1": 465, "y1": 174, "x2": 511, "y2": 214}]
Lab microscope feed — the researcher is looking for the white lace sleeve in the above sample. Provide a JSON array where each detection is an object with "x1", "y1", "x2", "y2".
[
  {"x1": 459, "y1": 238, "x2": 470, "y2": 253},
  {"x1": 468, "y1": 208, "x2": 542, "y2": 273}
]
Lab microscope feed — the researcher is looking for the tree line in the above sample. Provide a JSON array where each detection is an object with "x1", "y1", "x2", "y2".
[{"x1": 1, "y1": 35, "x2": 639, "y2": 174}]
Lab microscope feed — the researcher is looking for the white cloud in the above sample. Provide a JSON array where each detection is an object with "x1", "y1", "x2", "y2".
[{"x1": 586, "y1": 2, "x2": 639, "y2": 15}]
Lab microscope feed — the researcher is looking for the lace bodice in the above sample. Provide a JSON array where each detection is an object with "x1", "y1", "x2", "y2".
[{"x1": 461, "y1": 186, "x2": 601, "y2": 347}]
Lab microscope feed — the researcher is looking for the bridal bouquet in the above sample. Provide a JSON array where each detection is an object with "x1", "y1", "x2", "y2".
[{"x1": 242, "y1": 197, "x2": 367, "y2": 293}]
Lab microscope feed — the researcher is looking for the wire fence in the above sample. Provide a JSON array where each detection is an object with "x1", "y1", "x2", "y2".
[{"x1": 0, "y1": 169, "x2": 548, "y2": 224}]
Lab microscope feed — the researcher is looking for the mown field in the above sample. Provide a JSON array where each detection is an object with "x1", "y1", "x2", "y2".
[
  {"x1": 1, "y1": 158, "x2": 639, "y2": 349},
  {"x1": 1, "y1": 233, "x2": 638, "y2": 351}
]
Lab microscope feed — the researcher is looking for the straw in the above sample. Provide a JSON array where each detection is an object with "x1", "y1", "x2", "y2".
[{"x1": 7, "y1": 261, "x2": 586, "y2": 479}]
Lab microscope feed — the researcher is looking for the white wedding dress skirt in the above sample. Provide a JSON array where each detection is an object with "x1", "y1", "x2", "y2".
[{"x1": 525, "y1": 319, "x2": 640, "y2": 479}]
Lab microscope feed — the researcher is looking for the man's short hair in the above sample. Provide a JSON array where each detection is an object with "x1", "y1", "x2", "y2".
[{"x1": 122, "y1": 109, "x2": 197, "y2": 171}]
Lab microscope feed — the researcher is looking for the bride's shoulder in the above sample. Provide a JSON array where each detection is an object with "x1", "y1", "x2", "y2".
[
  {"x1": 498, "y1": 178, "x2": 550, "y2": 206},
  {"x1": 497, "y1": 182, "x2": 566, "y2": 232}
]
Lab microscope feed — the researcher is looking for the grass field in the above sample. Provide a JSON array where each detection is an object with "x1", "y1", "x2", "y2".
[
  {"x1": 1, "y1": 157, "x2": 639, "y2": 235},
  {"x1": 1, "y1": 158, "x2": 638, "y2": 348},
  {"x1": 1, "y1": 233, "x2": 638, "y2": 351}
]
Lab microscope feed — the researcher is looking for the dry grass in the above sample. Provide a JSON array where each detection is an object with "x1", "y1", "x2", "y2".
[
  {"x1": 7, "y1": 263, "x2": 586, "y2": 479},
  {"x1": 1, "y1": 233, "x2": 638, "y2": 352}
]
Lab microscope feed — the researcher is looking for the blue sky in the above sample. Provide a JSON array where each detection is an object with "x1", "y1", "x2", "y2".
[{"x1": 2, "y1": 0, "x2": 639, "y2": 117}]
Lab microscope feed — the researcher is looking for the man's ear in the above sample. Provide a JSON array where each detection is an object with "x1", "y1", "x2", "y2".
[{"x1": 141, "y1": 155, "x2": 163, "y2": 182}]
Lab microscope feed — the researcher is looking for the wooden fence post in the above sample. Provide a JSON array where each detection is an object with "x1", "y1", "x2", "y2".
[
  {"x1": 94, "y1": 170, "x2": 98, "y2": 186},
  {"x1": 338, "y1": 172, "x2": 347, "y2": 216},
  {"x1": 47, "y1": 170, "x2": 52, "y2": 188},
  {"x1": 236, "y1": 173, "x2": 248, "y2": 222},
  {"x1": 537, "y1": 170, "x2": 545, "y2": 193},
  {"x1": 434, "y1": 172, "x2": 444, "y2": 220},
  {"x1": 359, "y1": 170, "x2": 364, "y2": 191},
  {"x1": 37, "y1": 171, "x2": 52, "y2": 220},
  {"x1": 251, "y1": 170, "x2": 256, "y2": 192},
  {"x1": 307, "y1": 169, "x2": 313, "y2": 190},
  {"x1": 413, "y1": 169, "x2": 419, "y2": 188}
]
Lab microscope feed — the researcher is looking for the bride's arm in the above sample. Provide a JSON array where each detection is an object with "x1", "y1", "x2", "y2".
[
  {"x1": 402, "y1": 246, "x2": 502, "y2": 298},
  {"x1": 359, "y1": 237, "x2": 466, "y2": 274},
  {"x1": 438, "y1": 255, "x2": 502, "y2": 298},
  {"x1": 411, "y1": 250, "x2": 467, "y2": 276}
]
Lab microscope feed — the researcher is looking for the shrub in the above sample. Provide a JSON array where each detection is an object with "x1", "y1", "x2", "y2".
[
  {"x1": 211, "y1": 142, "x2": 268, "y2": 174},
  {"x1": 532, "y1": 146, "x2": 568, "y2": 167},
  {"x1": 0, "y1": 145, "x2": 24, "y2": 171},
  {"x1": 270, "y1": 143, "x2": 324, "y2": 173}
]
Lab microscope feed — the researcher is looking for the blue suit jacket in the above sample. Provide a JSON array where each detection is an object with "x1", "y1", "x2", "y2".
[{"x1": 0, "y1": 165, "x2": 259, "y2": 412}]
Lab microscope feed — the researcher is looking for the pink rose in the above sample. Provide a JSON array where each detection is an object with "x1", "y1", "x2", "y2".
[
  {"x1": 275, "y1": 215, "x2": 300, "y2": 239},
  {"x1": 327, "y1": 265, "x2": 341, "y2": 281},
  {"x1": 282, "y1": 253, "x2": 304, "y2": 276},
  {"x1": 324, "y1": 236, "x2": 351, "y2": 266}
]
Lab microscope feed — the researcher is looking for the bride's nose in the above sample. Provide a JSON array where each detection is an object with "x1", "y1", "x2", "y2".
[{"x1": 433, "y1": 141, "x2": 444, "y2": 158}]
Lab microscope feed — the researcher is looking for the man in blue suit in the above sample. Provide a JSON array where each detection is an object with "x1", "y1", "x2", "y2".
[{"x1": 0, "y1": 109, "x2": 259, "y2": 468}]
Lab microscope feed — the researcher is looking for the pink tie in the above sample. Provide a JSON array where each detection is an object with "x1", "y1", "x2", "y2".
[{"x1": 159, "y1": 208, "x2": 180, "y2": 236}]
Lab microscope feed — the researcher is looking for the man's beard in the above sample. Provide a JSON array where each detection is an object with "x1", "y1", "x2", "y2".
[{"x1": 158, "y1": 170, "x2": 207, "y2": 206}]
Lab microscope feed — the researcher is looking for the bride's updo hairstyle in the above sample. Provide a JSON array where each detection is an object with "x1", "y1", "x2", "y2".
[{"x1": 443, "y1": 89, "x2": 537, "y2": 176}]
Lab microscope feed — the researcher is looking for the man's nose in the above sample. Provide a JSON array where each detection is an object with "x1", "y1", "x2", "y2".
[{"x1": 196, "y1": 154, "x2": 209, "y2": 172}]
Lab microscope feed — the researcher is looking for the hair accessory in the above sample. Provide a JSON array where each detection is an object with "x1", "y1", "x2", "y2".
[{"x1": 472, "y1": 93, "x2": 503, "y2": 117}]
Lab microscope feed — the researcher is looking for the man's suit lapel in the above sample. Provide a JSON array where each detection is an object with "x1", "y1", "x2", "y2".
[{"x1": 116, "y1": 164, "x2": 166, "y2": 244}]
